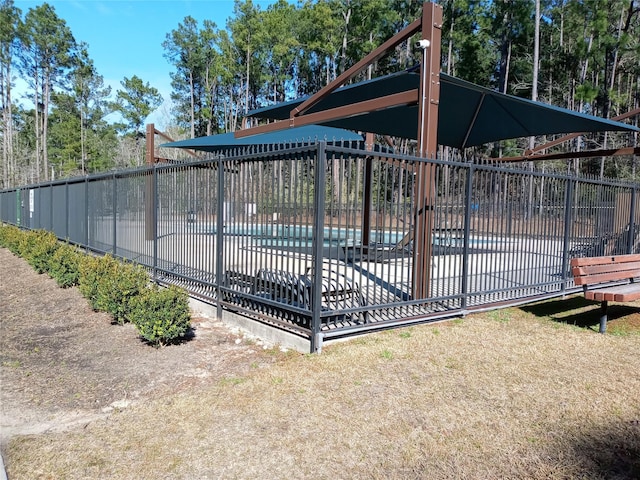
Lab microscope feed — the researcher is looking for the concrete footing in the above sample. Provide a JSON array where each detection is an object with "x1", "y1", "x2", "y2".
[{"x1": 189, "y1": 297, "x2": 312, "y2": 353}]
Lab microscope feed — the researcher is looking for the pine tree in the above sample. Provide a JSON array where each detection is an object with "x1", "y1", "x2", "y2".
[
  {"x1": 111, "y1": 75, "x2": 163, "y2": 137},
  {"x1": 18, "y1": 2, "x2": 77, "y2": 181},
  {"x1": 0, "y1": 0, "x2": 22, "y2": 188}
]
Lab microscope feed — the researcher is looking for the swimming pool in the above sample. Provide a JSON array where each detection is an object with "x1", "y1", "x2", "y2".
[
  {"x1": 193, "y1": 223, "x2": 405, "y2": 247},
  {"x1": 191, "y1": 222, "x2": 496, "y2": 249}
]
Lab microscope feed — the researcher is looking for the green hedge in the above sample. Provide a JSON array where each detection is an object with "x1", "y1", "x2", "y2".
[
  {"x1": 49, "y1": 244, "x2": 82, "y2": 288},
  {"x1": 79, "y1": 254, "x2": 148, "y2": 324},
  {"x1": 128, "y1": 285, "x2": 192, "y2": 346},
  {"x1": 25, "y1": 230, "x2": 60, "y2": 274},
  {"x1": 0, "y1": 227, "x2": 60, "y2": 274},
  {"x1": 1, "y1": 223, "x2": 192, "y2": 346},
  {"x1": 0, "y1": 224, "x2": 23, "y2": 253},
  {"x1": 78, "y1": 254, "x2": 114, "y2": 310}
]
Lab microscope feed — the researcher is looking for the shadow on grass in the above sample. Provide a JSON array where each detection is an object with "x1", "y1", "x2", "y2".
[
  {"x1": 520, "y1": 296, "x2": 640, "y2": 332},
  {"x1": 567, "y1": 421, "x2": 640, "y2": 479}
]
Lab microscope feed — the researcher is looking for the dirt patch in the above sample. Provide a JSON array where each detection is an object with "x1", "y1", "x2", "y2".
[{"x1": 0, "y1": 247, "x2": 281, "y2": 444}]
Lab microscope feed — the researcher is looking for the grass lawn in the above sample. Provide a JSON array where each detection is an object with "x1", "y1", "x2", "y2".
[{"x1": 4, "y1": 297, "x2": 640, "y2": 479}]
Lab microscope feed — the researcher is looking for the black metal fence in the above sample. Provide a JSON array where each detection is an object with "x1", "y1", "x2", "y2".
[{"x1": 2, "y1": 142, "x2": 638, "y2": 351}]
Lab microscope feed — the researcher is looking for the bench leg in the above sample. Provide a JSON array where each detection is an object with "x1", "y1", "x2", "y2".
[{"x1": 599, "y1": 300, "x2": 608, "y2": 334}]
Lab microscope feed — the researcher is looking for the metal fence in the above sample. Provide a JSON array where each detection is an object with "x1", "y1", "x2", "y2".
[{"x1": 2, "y1": 142, "x2": 639, "y2": 351}]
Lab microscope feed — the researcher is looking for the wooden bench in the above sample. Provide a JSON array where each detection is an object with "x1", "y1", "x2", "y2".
[{"x1": 570, "y1": 254, "x2": 640, "y2": 333}]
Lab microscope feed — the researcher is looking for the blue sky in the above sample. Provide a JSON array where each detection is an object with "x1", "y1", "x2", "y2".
[{"x1": 14, "y1": 0, "x2": 279, "y2": 126}]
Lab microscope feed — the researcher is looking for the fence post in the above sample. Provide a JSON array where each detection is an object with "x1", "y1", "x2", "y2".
[
  {"x1": 34, "y1": 187, "x2": 38, "y2": 228},
  {"x1": 145, "y1": 123, "x2": 156, "y2": 242},
  {"x1": 153, "y1": 165, "x2": 159, "y2": 282},
  {"x1": 48, "y1": 185, "x2": 53, "y2": 232},
  {"x1": 16, "y1": 188, "x2": 21, "y2": 226},
  {"x1": 310, "y1": 142, "x2": 327, "y2": 353},
  {"x1": 65, "y1": 180, "x2": 69, "y2": 239},
  {"x1": 215, "y1": 156, "x2": 225, "y2": 320},
  {"x1": 460, "y1": 164, "x2": 474, "y2": 310},
  {"x1": 626, "y1": 186, "x2": 637, "y2": 254},
  {"x1": 37, "y1": 186, "x2": 40, "y2": 229},
  {"x1": 112, "y1": 173, "x2": 117, "y2": 254},
  {"x1": 561, "y1": 178, "x2": 575, "y2": 289},
  {"x1": 84, "y1": 177, "x2": 89, "y2": 249}
]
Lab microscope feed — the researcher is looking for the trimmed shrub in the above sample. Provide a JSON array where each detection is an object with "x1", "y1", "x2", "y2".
[
  {"x1": 78, "y1": 254, "x2": 111, "y2": 310},
  {"x1": 79, "y1": 254, "x2": 149, "y2": 323},
  {"x1": 0, "y1": 225, "x2": 23, "y2": 253},
  {"x1": 128, "y1": 285, "x2": 192, "y2": 347},
  {"x1": 25, "y1": 230, "x2": 60, "y2": 274},
  {"x1": 95, "y1": 259, "x2": 149, "y2": 324},
  {"x1": 3, "y1": 225, "x2": 191, "y2": 347},
  {"x1": 17, "y1": 229, "x2": 39, "y2": 258},
  {"x1": 49, "y1": 244, "x2": 82, "y2": 288}
]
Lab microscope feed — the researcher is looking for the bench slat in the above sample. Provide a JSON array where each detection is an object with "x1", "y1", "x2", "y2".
[
  {"x1": 570, "y1": 253, "x2": 640, "y2": 267},
  {"x1": 585, "y1": 291, "x2": 615, "y2": 301},
  {"x1": 584, "y1": 283, "x2": 640, "y2": 302},
  {"x1": 615, "y1": 291, "x2": 640, "y2": 302},
  {"x1": 569, "y1": 254, "x2": 640, "y2": 334},
  {"x1": 572, "y1": 261, "x2": 640, "y2": 277},
  {"x1": 572, "y1": 268, "x2": 640, "y2": 285}
]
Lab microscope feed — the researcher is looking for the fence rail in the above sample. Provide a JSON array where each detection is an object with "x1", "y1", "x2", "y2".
[{"x1": 2, "y1": 142, "x2": 638, "y2": 352}]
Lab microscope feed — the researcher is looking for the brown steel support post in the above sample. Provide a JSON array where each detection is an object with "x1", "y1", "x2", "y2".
[
  {"x1": 412, "y1": 2, "x2": 442, "y2": 299},
  {"x1": 145, "y1": 123, "x2": 155, "y2": 241}
]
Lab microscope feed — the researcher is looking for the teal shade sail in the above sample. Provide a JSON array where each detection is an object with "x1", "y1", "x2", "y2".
[
  {"x1": 247, "y1": 71, "x2": 638, "y2": 149},
  {"x1": 161, "y1": 125, "x2": 364, "y2": 152}
]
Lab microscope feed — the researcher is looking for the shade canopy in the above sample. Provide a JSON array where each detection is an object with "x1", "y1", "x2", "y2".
[
  {"x1": 161, "y1": 125, "x2": 363, "y2": 152},
  {"x1": 247, "y1": 70, "x2": 638, "y2": 149}
]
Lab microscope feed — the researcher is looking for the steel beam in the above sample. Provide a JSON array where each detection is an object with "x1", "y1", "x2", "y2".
[
  {"x1": 290, "y1": 18, "x2": 422, "y2": 119},
  {"x1": 234, "y1": 90, "x2": 419, "y2": 138},
  {"x1": 235, "y1": 11, "x2": 425, "y2": 140},
  {"x1": 155, "y1": 127, "x2": 201, "y2": 160},
  {"x1": 234, "y1": 2, "x2": 444, "y2": 301},
  {"x1": 412, "y1": 2, "x2": 442, "y2": 299}
]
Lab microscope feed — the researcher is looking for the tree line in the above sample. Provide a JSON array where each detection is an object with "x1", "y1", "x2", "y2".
[
  {"x1": 1, "y1": 0, "x2": 163, "y2": 186},
  {"x1": 1, "y1": 0, "x2": 639, "y2": 189}
]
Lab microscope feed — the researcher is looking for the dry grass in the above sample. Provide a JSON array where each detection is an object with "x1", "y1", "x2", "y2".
[{"x1": 5, "y1": 298, "x2": 640, "y2": 479}]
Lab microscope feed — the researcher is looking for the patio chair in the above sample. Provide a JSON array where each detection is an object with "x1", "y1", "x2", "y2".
[{"x1": 250, "y1": 268, "x2": 368, "y2": 325}]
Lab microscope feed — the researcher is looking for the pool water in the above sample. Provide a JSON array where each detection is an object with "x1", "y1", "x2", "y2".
[
  {"x1": 195, "y1": 223, "x2": 405, "y2": 247},
  {"x1": 193, "y1": 223, "x2": 493, "y2": 249}
]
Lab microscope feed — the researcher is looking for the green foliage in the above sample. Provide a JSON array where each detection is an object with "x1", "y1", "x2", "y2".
[
  {"x1": 97, "y1": 260, "x2": 149, "y2": 324},
  {"x1": 163, "y1": 15, "x2": 212, "y2": 138},
  {"x1": 128, "y1": 285, "x2": 192, "y2": 347},
  {"x1": 16, "y1": 229, "x2": 38, "y2": 257},
  {"x1": 111, "y1": 75, "x2": 163, "y2": 135},
  {"x1": 0, "y1": 224, "x2": 23, "y2": 253},
  {"x1": 2, "y1": 228, "x2": 60, "y2": 273},
  {"x1": 78, "y1": 254, "x2": 112, "y2": 310},
  {"x1": 1, "y1": 225, "x2": 191, "y2": 347},
  {"x1": 79, "y1": 254, "x2": 148, "y2": 324},
  {"x1": 23, "y1": 230, "x2": 59, "y2": 274},
  {"x1": 18, "y1": 2, "x2": 78, "y2": 182},
  {"x1": 48, "y1": 243, "x2": 82, "y2": 288},
  {"x1": 3, "y1": 0, "x2": 639, "y2": 186},
  {"x1": 575, "y1": 83, "x2": 599, "y2": 105},
  {"x1": 489, "y1": 310, "x2": 511, "y2": 324}
]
